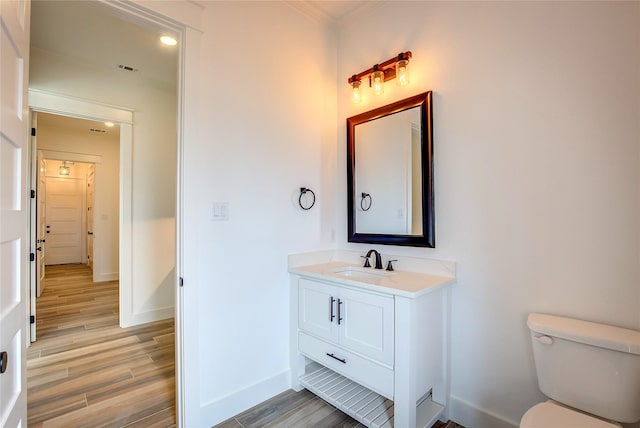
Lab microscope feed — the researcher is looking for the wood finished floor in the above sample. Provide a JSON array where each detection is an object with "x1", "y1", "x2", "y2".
[
  {"x1": 212, "y1": 389, "x2": 465, "y2": 428},
  {"x1": 27, "y1": 264, "x2": 176, "y2": 427},
  {"x1": 28, "y1": 265, "x2": 463, "y2": 428}
]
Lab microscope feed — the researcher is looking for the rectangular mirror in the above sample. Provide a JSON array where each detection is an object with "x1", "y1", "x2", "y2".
[{"x1": 347, "y1": 91, "x2": 434, "y2": 247}]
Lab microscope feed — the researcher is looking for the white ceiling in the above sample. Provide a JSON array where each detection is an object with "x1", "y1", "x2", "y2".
[
  {"x1": 37, "y1": 112, "x2": 120, "y2": 137},
  {"x1": 29, "y1": 1, "x2": 368, "y2": 130},
  {"x1": 30, "y1": 1, "x2": 177, "y2": 132},
  {"x1": 303, "y1": 1, "x2": 372, "y2": 23},
  {"x1": 30, "y1": 0, "x2": 179, "y2": 88},
  {"x1": 30, "y1": 1, "x2": 370, "y2": 87}
]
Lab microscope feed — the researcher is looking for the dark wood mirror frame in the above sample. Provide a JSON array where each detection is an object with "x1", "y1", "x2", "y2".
[{"x1": 347, "y1": 91, "x2": 434, "y2": 247}]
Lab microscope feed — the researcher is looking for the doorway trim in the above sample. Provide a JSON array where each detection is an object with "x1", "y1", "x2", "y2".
[
  {"x1": 26, "y1": 0, "x2": 200, "y2": 425},
  {"x1": 39, "y1": 151, "x2": 104, "y2": 279},
  {"x1": 98, "y1": 1, "x2": 202, "y2": 426},
  {"x1": 29, "y1": 89, "x2": 134, "y2": 124},
  {"x1": 28, "y1": 91, "x2": 136, "y2": 326}
]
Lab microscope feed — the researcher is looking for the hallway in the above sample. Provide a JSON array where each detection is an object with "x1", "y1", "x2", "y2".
[{"x1": 27, "y1": 264, "x2": 176, "y2": 427}]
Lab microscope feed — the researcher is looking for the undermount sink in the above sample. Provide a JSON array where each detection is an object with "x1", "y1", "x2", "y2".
[{"x1": 332, "y1": 267, "x2": 390, "y2": 280}]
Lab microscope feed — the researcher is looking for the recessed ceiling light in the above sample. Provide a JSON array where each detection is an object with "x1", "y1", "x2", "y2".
[
  {"x1": 160, "y1": 36, "x2": 177, "y2": 46},
  {"x1": 104, "y1": 121, "x2": 115, "y2": 127}
]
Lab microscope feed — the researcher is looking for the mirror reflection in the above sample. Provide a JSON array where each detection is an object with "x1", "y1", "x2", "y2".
[
  {"x1": 355, "y1": 106, "x2": 422, "y2": 235},
  {"x1": 347, "y1": 91, "x2": 434, "y2": 247}
]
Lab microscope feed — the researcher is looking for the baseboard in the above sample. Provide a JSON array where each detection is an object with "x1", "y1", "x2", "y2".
[
  {"x1": 93, "y1": 271, "x2": 118, "y2": 282},
  {"x1": 122, "y1": 306, "x2": 174, "y2": 327},
  {"x1": 449, "y1": 395, "x2": 519, "y2": 428},
  {"x1": 201, "y1": 369, "x2": 291, "y2": 427}
]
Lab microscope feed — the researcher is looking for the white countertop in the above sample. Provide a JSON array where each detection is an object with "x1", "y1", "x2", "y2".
[{"x1": 289, "y1": 261, "x2": 454, "y2": 298}]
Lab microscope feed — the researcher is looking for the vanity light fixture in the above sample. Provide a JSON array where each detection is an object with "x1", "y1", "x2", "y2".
[
  {"x1": 396, "y1": 55, "x2": 410, "y2": 86},
  {"x1": 371, "y1": 65, "x2": 385, "y2": 95},
  {"x1": 347, "y1": 51, "x2": 412, "y2": 102},
  {"x1": 350, "y1": 78, "x2": 362, "y2": 103}
]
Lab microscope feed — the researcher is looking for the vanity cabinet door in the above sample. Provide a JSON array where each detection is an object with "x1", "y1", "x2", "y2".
[
  {"x1": 298, "y1": 278, "x2": 338, "y2": 342},
  {"x1": 338, "y1": 288, "x2": 394, "y2": 366},
  {"x1": 298, "y1": 278, "x2": 394, "y2": 366}
]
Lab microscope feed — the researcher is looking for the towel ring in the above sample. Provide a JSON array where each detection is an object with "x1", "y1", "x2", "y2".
[
  {"x1": 360, "y1": 192, "x2": 372, "y2": 211},
  {"x1": 299, "y1": 187, "x2": 316, "y2": 210}
]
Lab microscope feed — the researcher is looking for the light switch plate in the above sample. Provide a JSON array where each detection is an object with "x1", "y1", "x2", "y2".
[{"x1": 211, "y1": 202, "x2": 229, "y2": 221}]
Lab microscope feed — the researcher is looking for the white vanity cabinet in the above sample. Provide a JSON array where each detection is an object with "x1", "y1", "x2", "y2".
[
  {"x1": 299, "y1": 278, "x2": 394, "y2": 366},
  {"x1": 298, "y1": 278, "x2": 395, "y2": 399},
  {"x1": 290, "y1": 262, "x2": 453, "y2": 428}
]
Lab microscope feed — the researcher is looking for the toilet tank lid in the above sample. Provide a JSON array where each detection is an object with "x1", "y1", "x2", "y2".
[{"x1": 528, "y1": 313, "x2": 640, "y2": 355}]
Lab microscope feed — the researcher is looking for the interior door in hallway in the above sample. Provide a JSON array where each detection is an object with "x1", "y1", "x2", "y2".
[
  {"x1": 37, "y1": 157, "x2": 46, "y2": 286},
  {"x1": 86, "y1": 164, "x2": 95, "y2": 269},
  {"x1": 45, "y1": 177, "x2": 84, "y2": 265}
]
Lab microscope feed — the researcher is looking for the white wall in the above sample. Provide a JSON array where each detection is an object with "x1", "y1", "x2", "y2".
[
  {"x1": 338, "y1": 2, "x2": 640, "y2": 427},
  {"x1": 38, "y1": 124, "x2": 119, "y2": 280},
  {"x1": 179, "y1": 1, "x2": 337, "y2": 424},
  {"x1": 30, "y1": 46, "x2": 177, "y2": 323},
  {"x1": 98, "y1": 1, "x2": 638, "y2": 426}
]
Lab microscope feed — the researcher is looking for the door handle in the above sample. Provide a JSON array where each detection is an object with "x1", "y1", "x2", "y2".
[
  {"x1": 87, "y1": 231, "x2": 94, "y2": 236},
  {"x1": 329, "y1": 297, "x2": 335, "y2": 322},
  {"x1": 337, "y1": 299, "x2": 343, "y2": 325},
  {"x1": 0, "y1": 351, "x2": 7, "y2": 374}
]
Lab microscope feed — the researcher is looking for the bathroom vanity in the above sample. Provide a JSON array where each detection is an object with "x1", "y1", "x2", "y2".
[{"x1": 289, "y1": 252, "x2": 455, "y2": 428}]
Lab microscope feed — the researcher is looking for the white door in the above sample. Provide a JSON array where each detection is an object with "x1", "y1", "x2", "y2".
[
  {"x1": 45, "y1": 177, "x2": 84, "y2": 265},
  {"x1": 37, "y1": 155, "x2": 46, "y2": 287},
  {"x1": 86, "y1": 164, "x2": 95, "y2": 269},
  {"x1": 28, "y1": 112, "x2": 38, "y2": 341},
  {"x1": 0, "y1": 0, "x2": 30, "y2": 426}
]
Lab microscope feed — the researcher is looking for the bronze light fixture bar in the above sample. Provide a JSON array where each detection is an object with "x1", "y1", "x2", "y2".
[{"x1": 348, "y1": 51, "x2": 412, "y2": 101}]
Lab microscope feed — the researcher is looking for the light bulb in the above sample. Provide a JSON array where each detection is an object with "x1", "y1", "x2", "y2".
[
  {"x1": 396, "y1": 59, "x2": 410, "y2": 86},
  {"x1": 372, "y1": 70, "x2": 384, "y2": 95},
  {"x1": 351, "y1": 80, "x2": 362, "y2": 103}
]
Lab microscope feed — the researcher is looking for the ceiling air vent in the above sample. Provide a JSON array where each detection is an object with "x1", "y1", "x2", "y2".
[
  {"x1": 117, "y1": 64, "x2": 139, "y2": 72},
  {"x1": 89, "y1": 128, "x2": 106, "y2": 133}
]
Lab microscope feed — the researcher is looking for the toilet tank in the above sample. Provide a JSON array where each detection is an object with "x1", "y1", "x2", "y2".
[{"x1": 527, "y1": 313, "x2": 640, "y2": 423}]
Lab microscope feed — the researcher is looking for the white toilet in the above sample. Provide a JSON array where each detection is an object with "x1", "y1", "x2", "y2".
[{"x1": 521, "y1": 313, "x2": 640, "y2": 428}]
